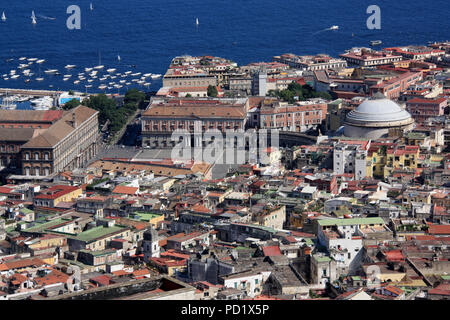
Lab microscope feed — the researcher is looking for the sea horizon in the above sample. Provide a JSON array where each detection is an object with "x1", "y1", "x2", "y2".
[{"x1": 0, "y1": 0, "x2": 448, "y2": 93}]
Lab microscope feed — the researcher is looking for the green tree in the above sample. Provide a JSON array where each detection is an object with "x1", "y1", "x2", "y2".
[
  {"x1": 207, "y1": 85, "x2": 218, "y2": 97},
  {"x1": 84, "y1": 94, "x2": 125, "y2": 135},
  {"x1": 271, "y1": 81, "x2": 332, "y2": 102},
  {"x1": 124, "y1": 89, "x2": 145, "y2": 105},
  {"x1": 63, "y1": 98, "x2": 81, "y2": 110}
]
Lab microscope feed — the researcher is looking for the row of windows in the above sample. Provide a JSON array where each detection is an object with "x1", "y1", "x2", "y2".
[
  {"x1": 24, "y1": 152, "x2": 50, "y2": 161},
  {"x1": 0, "y1": 124, "x2": 42, "y2": 129},
  {"x1": 24, "y1": 166, "x2": 51, "y2": 176},
  {"x1": 0, "y1": 145, "x2": 17, "y2": 152},
  {"x1": 263, "y1": 111, "x2": 323, "y2": 120}
]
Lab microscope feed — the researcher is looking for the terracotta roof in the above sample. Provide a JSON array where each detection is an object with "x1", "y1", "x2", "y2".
[
  {"x1": 143, "y1": 105, "x2": 245, "y2": 119},
  {"x1": 35, "y1": 185, "x2": 81, "y2": 200},
  {"x1": 428, "y1": 225, "x2": 450, "y2": 235},
  {"x1": 0, "y1": 186, "x2": 13, "y2": 194},
  {"x1": 0, "y1": 128, "x2": 38, "y2": 142},
  {"x1": 262, "y1": 245, "x2": 282, "y2": 257},
  {"x1": 0, "y1": 257, "x2": 46, "y2": 271},
  {"x1": 22, "y1": 106, "x2": 98, "y2": 149},
  {"x1": 384, "y1": 250, "x2": 405, "y2": 262},
  {"x1": 112, "y1": 185, "x2": 138, "y2": 195},
  {"x1": 407, "y1": 97, "x2": 447, "y2": 104},
  {"x1": 0, "y1": 110, "x2": 63, "y2": 123},
  {"x1": 428, "y1": 284, "x2": 450, "y2": 296},
  {"x1": 111, "y1": 270, "x2": 130, "y2": 277},
  {"x1": 384, "y1": 285, "x2": 404, "y2": 296},
  {"x1": 88, "y1": 159, "x2": 211, "y2": 177},
  {"x1": 132, "y1": 269, "x2": 150, "y2": 276},
  {"x1": 34, "y1": 269, "x2": 69, "y2": 286},
  {"x1": 90, "y1": 275, "x2": 112, "y2": 286}
]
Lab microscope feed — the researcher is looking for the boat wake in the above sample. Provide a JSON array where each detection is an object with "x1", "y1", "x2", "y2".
[
  {"x1": 312, "y1": 26, "x2": 338, "y2": 35},
  {"x1": 312, "y1": 28, "x2": 329, "y2": 35},
  {"x1": 37, "y1": 15, "x2": 56, "y2": 20}
]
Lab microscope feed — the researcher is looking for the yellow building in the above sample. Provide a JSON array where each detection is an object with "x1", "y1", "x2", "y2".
[
  {"x1": 133, "y1": 212, "x2": 165, "y2": 228},
  {"x1": 403, "y1": 189, "x2": 432, "y2": 207},
  {"x1": 384, "y1": 145, "x2": 420, "y2": 178},
  {"x1": 367, "y1": 143, "x2": 420, "y2": 179},
  {"x1": 33, "y1": 185, "x2": 83, "y2": 208},
  {"x1": 27, "y1": 234, "x2": 67, "y2": 251},
  {"x1": 367, "y1": 143, "x2": 390, "y2": 179},
  {"x1": 254, "y1": 205, "x2": 286, "y2": 230}
]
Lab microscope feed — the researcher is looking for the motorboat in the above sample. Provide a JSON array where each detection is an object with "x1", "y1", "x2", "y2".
[{"x1": 370, "y1": 40, "x2": 382, "y2": 46}]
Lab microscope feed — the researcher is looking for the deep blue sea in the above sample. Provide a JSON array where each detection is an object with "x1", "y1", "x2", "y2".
[{"x1": 0, "y1": 0, "x2": 449, "y2": 93}]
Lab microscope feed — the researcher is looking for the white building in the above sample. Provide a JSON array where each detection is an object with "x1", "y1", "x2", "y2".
[
  {"x1": 333, "y1": 140, "x2": 371, "y2": 180},
  {"x1": 221, "y1": 270, "x2": 271, "y2": 298},
  {"x1": 316, "y1": 217, "x2": 386, "y2": 275},
  {"x1": 143, "y1": 226, "x2": 160, "y2": 262}
]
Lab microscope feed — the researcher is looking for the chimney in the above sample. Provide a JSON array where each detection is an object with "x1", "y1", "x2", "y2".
[{"x1": 72, "y1": 112, "x2": 77, "y2": 128}]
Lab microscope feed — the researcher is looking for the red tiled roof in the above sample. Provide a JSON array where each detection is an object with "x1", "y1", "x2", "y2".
[
  {"x1": 428, "y1": 224, "x2": 450, "y2": 235},
  {"x1": 160, "y1": 249, "x2": 190, "y2": 260},
  {"x1": 132, "y1": 269, "x2": 150, "y2": 276},
  {"x1": 112, "y1": 185, "x2": 138, "y2": 195},
  {"x1": 384, "y1": 250, "x2": 405, "y2": 262},
  {"x1": 191, "y1": 204, "x2": 211, "y2": 214},
  {"x1": 35, "y1": 185, "x2": 81, "y2": 200},
  {"x1": 111, "y1": 270, "x2": 130, "y2": 277},
  {"x1": 90, "y1": 275, "x2": 111, "y2": 286},
  {"x1": 0, "y1": 257, "x2": 46, "y2": 271},
  {"x1": 34, "y1": 269, "x2": 69, "y2": 286},
  {"x1": 262, "y1": 245, "x2": 282, "y2": 257},
  {"x1": 0, "y1": 187, "x2": 13, "y2": 194},
  {"x1": 428, "y1": 284, "x2": 450, "y2": 296}
]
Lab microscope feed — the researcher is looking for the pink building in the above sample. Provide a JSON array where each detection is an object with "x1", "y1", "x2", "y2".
[{"x1": 406, "y1": 97, "x2": 447, "y2": 123}]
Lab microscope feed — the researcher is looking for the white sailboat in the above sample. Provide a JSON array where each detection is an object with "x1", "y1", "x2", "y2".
[
  {"x1": 1, "y1": 11, "x2": 6, "y2": 22},
  {"x1": 196, "y1": 18, "x2": 199, "y2": 26},
  {"x1": 90, "y1": 3, "x2": 93, "y2": 11},
  {"x1": 118, "y1": 54, "x2": 121, "y2": 62},
  {"x1": 94, "y1": 51, "x2": 104, "y2": 70}
]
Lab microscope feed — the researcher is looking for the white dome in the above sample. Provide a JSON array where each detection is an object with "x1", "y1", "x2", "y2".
[{"x1": 346, "y1": 98, "x2": 412, "y2": 123}]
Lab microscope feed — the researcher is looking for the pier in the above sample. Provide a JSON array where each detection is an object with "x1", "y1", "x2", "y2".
[{"x1": 0, "y1": 87, "x2": 64, "y2": 97}]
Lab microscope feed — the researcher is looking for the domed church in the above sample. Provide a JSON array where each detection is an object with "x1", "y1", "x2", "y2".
[{"x1": 344, "y1": 94, "x2": 414, "y2": 139}]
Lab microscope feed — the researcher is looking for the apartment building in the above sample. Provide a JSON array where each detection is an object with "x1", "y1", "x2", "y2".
[
  {"x1": 259, "y1": 100, "x2": 328, "y2": 132},
  {"x1": 406, "y1": 97, "x2": 447, "y2": 124}
]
